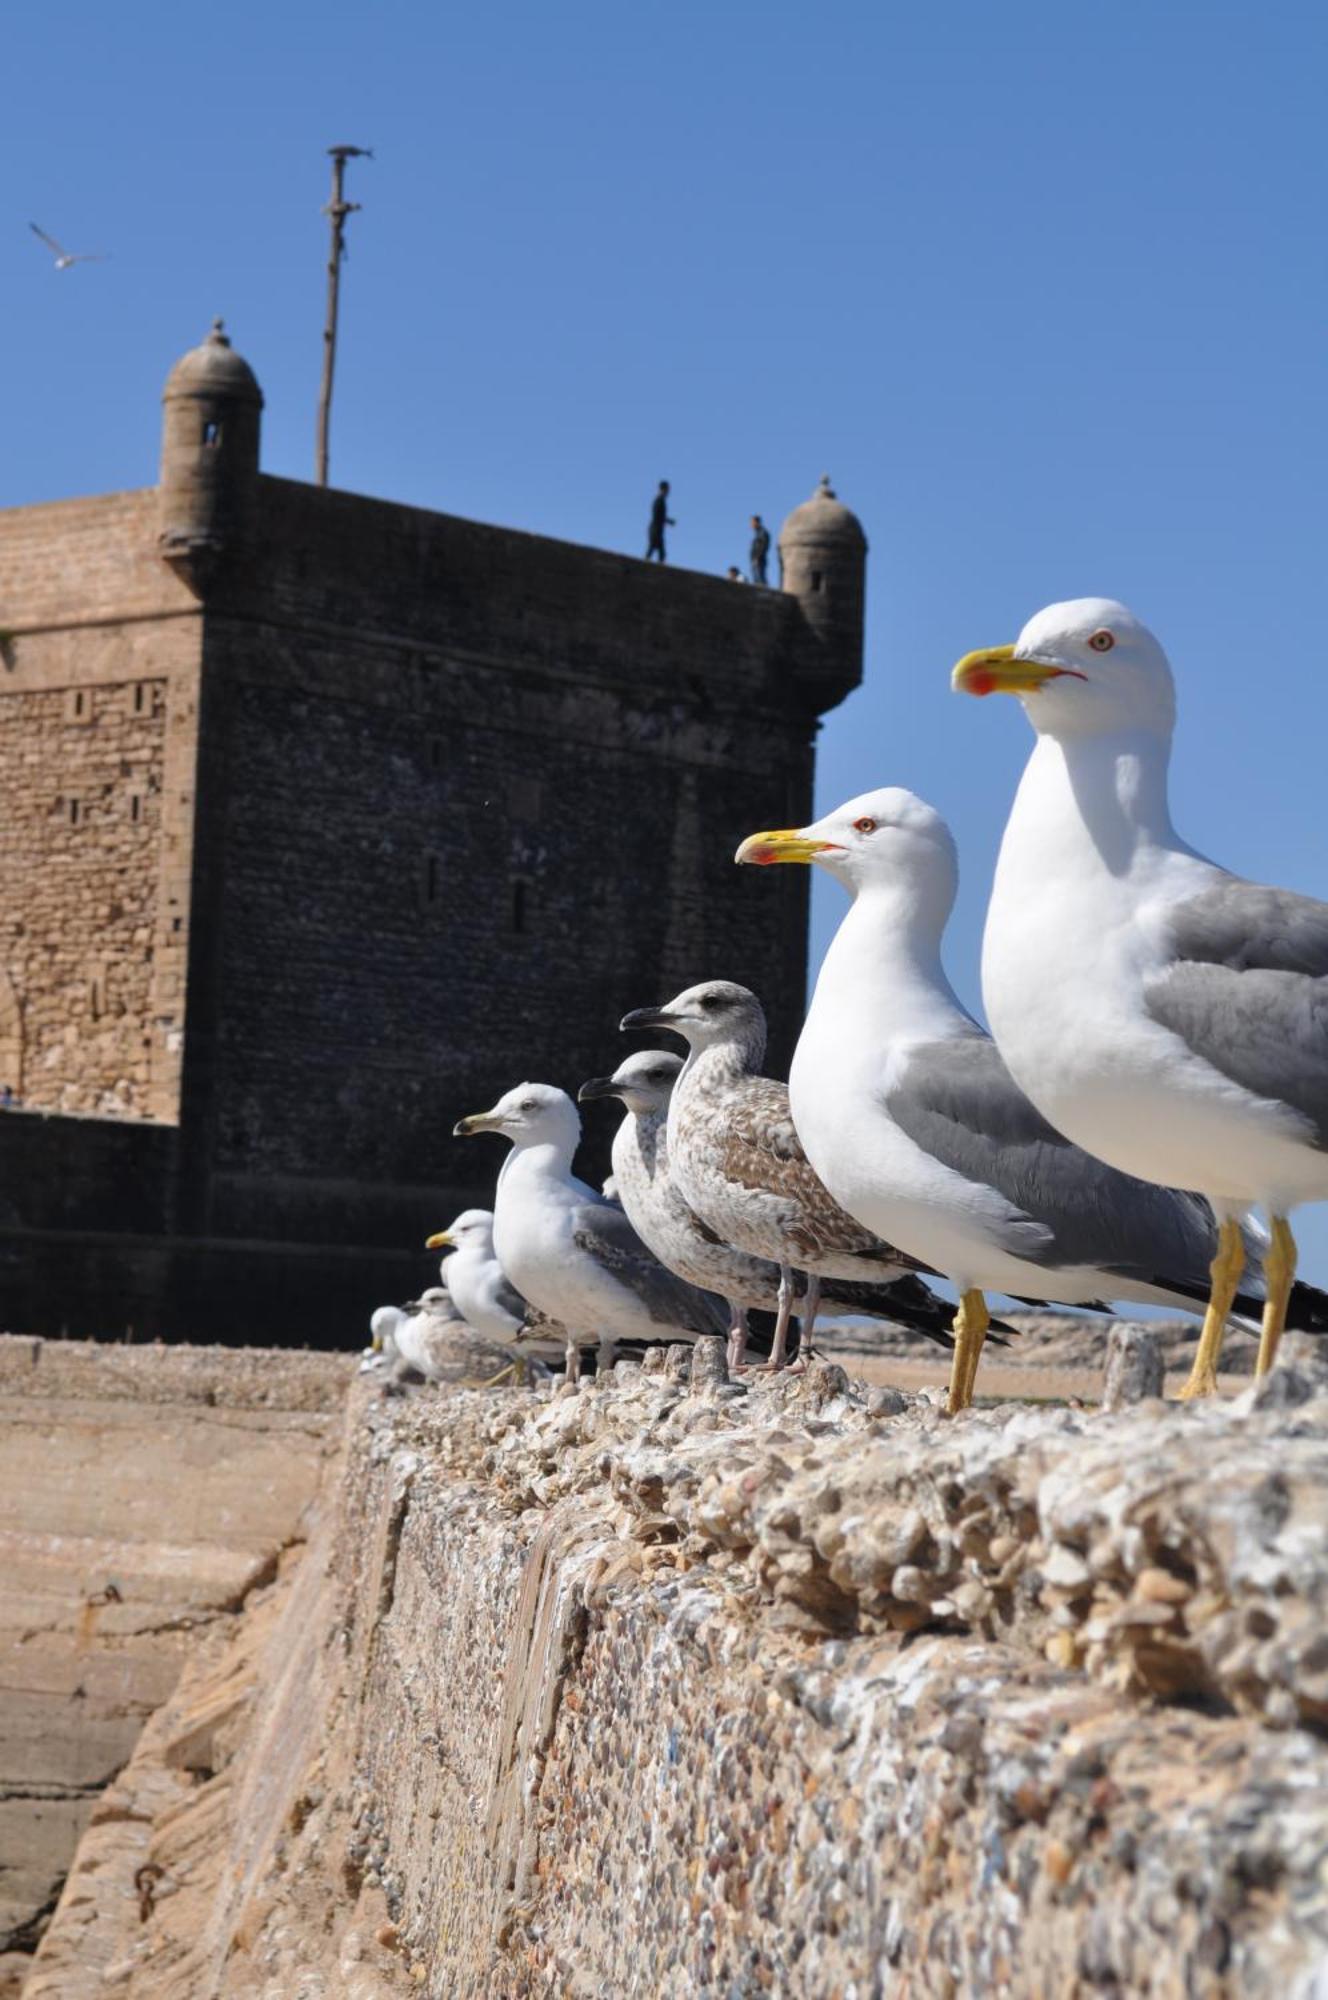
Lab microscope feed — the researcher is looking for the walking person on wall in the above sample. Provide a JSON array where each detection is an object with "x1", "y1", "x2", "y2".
[
  {"x1": 646, "y1": 481, "x2": 674, "y2": 562},
  {"x1": 749, "y1": 514, "x2": 770, "y2": 585}
]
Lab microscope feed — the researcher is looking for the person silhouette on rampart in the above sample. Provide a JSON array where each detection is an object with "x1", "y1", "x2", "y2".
[
  {"x1": 646, "y1": 481, "x2": 674, "y2": 562},
  {"x1": 749, "y1": 514, "x2": 770, "y2": 585}
]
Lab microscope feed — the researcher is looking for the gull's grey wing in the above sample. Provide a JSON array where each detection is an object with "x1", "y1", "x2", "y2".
[
  {"x1": 720, "y1": 1076, "x2": 924, "y2": 1270},
  {"x1": 571, "y1": 1198, "x2": 729, "y2": 1337},
  {"x1": 1144, "y1": 880, "x2": 1328, "y2": 1148},
  {"x1": 30, "y1": 223, "x2": 65, "y2": 256},
  {"x1": 488, "y1": 1266, "x2": 529, "y2": 1323},
  {"x1": 887, "y1": 1033, "x2": 1220, "y2": 1284}
]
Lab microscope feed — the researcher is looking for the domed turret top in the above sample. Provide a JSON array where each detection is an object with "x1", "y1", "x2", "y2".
[
  {"x1": 779, "y1": 475, "x2": 866, "y2": 551},
  {"x1": 163, "y1": 319, "x2": 263, "y2": 405}
]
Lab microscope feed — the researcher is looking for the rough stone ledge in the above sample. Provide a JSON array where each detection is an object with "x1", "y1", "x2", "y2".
[
  {"x1": 0, "y1": 1333, "x2": 354, "y2": 1410},
  {"x1": 387, "y1": 1334, "x2": 1328, "y2": 1729},
  {"x1": 25, "y1": 1336, "x2": 1328, "y2": 1997}
]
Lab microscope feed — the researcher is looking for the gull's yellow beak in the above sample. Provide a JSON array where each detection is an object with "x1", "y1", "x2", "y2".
[
  {"x1": 734, "y1": 827, "x2": 840, "y2": 867},
  {"x1": 951, "y1": 644, "x2": 1085, "y2": 697},
  {"x1": 425, "y1": 1229, "x2": 453, "y2": 1251},
  {"x1": 453, "y1": 1111, "x2": 503, "y2": 1138},
  {"x1": 371, "y1": 1330, "x2": 383, "y2": 1353}
]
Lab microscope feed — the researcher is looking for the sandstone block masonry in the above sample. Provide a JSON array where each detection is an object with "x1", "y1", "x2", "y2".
[
  {"x1": 0, "y1": 324, "x2": 867, "y2": 1341},
  {"x1": 21, "y1": 1337, "x2": 1328, "y2": 1997}
]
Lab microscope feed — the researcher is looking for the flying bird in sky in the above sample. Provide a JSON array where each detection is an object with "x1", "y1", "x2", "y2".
[{"x1": 29, "y1": 223, "x2": 108, "y2": 270}]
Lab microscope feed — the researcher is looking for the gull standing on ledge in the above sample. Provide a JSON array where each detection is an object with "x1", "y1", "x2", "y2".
[
  {"x1": 622, "y1": 983, "x2": 983, "y2": 1370},
  {"x1": 388, "y1": 1286, "x2": 514, "y2": 1387},
  {"x1": 364, "y1": 1303, "x2": 407, "y2": 1373},
  {"x1": 454, "y1": 1083, "x2": 731, "y2": 1378},
  {"x1": 954, "y1": 598, "x2": 1328, "y2": 1395},
  {"x1": 736, "y1": 789, "x2": 1320, "y2": 1409},
  {"x1": 425, "y1": 1209, "x2": 566, "y2": 1370},
  {"x1": 579, "y1": 1050, "x2": 963, "y2": 1370}
]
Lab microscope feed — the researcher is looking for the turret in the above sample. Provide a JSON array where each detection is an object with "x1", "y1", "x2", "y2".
[
  {"x1": 778, "y1": 475, "x2": 867, "y2": 707},
  {"x1": 157, "y1": 320, "x2": 263, "y2": 591}
]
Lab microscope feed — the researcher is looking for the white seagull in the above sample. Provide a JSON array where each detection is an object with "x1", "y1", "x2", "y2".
[
  {"x1": 30, "y1": 223, "x2": 108, "y2": 270},
  {"x1": 954, "y1": 597, "x2": 1328, "y2": 1394},
  {"x1": 363, "y1": 1303, "x2": 407, "y2": 1373},
  {"x1": 453, "y1": 1082, "x2": 732, "y2": 1379},
  {"x1": 737, "y1": 787, "x2": 1327, "y2": 1409},
  {"x1": 424, "y1": 1207, "x2": 566, "y2": 1369}
]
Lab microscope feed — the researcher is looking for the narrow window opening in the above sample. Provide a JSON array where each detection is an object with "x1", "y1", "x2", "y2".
[
  {"x1": 133, "y1": 683, "x2": 147, "y2": 715},
  {"x1": 67, "y1": 688, "x2": 90, "y2": 723},
  {"x1": 810, "y1": 570, "x2": 824, "y2": 594},
  {"x1": 202, "y1": 419, "x2": 222, "y2": 447},
  {"x1": 129, "y1": 792, "x2": 143, "y2": 824},
  {"x1": 421, "y1": 851, "x2": 442, "y2": 908},
  {"x1": 511, "y1": 880, "x2": 529, "y2": 935},
  {"x1": 69, "y1": 798, "x2": 81, "y2": 827}
]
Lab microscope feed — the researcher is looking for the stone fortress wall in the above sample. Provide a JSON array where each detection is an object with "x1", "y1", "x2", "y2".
[
  {"x1": 0, "y1": 494, "x2": 201, "y2": 1123},
  {"x1": 0, "y1": 326, "x2": 866, "y2": 1342}
]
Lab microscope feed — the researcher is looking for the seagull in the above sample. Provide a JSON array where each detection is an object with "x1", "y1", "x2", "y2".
[
  {"x1": 424, "y1": 1208, "x2": 566, "y2": 1370},
  {"x1": 736, "y1": 787, "x2": 1327, "y2": 1409},
  {"x1": 29, "y1": 223, "x2": 108, "y2": 270},
  {"x1": 453, "y1": 1082, "x2": 732, "y2": 1379},
  {"x1": 390, "y1": 1284, "x2": 513, "y2": 1387},
  {"x1": 622, "y1": 982, "x2": 973, "y2": 1371},
  {"x1": 954, "y1": 597, "x2": 1328, "y2": 1395},
  {"x1": 362, "y1": 1303, "x2": 407, "y2": 1373},
  {"x1": 579, "y1": 1049, "x2": 963, "y2": 1370}
]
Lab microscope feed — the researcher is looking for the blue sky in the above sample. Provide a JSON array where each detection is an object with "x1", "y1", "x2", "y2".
[{"x1": 5, "y1": 0, "x2": 1327, "y2": 1277}]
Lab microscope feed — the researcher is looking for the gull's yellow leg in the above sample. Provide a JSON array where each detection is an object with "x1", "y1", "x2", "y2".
[
  {"x1": 960, "y1": 1290, "x2": 990, "y2": 1406},
  {"x1": 946, "y1": 1289, "x2": 990, "y2": 1415},
  {"x1": 464, "y1": 1360, "x2": 524, "y2": 1389},
  {"x1": 1255, "y1": 1216, "x2": 1297, "y2": 1379},
  {"x1": 1179, "y1": 1217, "x2": 1246, "y2": 1400}
]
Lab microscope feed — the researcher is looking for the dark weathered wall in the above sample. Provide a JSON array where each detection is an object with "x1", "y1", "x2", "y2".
[
  {"x1": 173, "y1": 478, "x2": 841, "y2": 1281},
  {"x1": 0, "y1": 1109, "x2": 177, "y2": 1336}
]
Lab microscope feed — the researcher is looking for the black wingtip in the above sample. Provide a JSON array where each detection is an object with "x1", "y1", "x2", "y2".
[{"x1": 1285, "y1": 1277, "x2": 1328, "y2": 1336}]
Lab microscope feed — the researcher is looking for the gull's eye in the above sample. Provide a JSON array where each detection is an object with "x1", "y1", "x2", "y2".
[
  {"x1": 853, "y1": 816, "x2": 878, "y2": 835},
  {"x1": 520, "y1": 1098, "x2": 537, "y2": 1113},
  {"x1": 699, "y1": 994, "x2": 718, "y2": 1012},
  {"x1": 1088, "y1": 630, "x2": 1115, "y2": 653}
]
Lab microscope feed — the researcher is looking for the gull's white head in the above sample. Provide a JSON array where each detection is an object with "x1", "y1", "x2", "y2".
[
  {"x1": 952, "y1": 597, "x2": 1176, "y2": 740},
  {"x1": 578, "y1": 1049, "x2": 683, "y2": 1117},
  {"x1": 620, "y1": 980, "x2": 766, "y2": 1057},
  {"x1": 369, "y1": 1303, "x2": 405, "y2": 1354},
  {"x1": 453, "y1": 1082, "x2": 580, "y2": 1150},
  {"x1": 426, "y1": 1207, "x2": 495, "y2": 1254},
  {"x1": 412, "y1": 1286, "x2": 453, "y2": 1314},
  {"x1": 735, "y1": 786, "x2": 958, "y2": 914}
]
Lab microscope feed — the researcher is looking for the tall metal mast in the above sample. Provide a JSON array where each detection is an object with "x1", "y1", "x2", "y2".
[{"x1": 315, "y1": 144, "x2": 372, "y2": 488}]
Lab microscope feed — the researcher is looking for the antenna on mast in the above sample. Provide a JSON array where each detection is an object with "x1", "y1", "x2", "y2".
[{"x1": 315, "y1": 144, "x2": 373, "y2": 488}]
